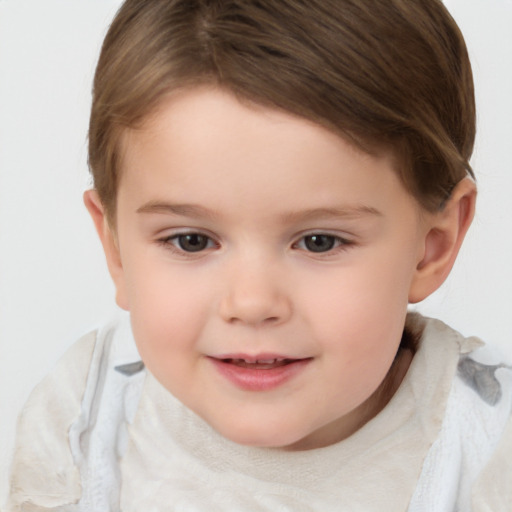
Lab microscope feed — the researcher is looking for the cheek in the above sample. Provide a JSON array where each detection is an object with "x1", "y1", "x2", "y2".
[
  {"x1": 124, "y1": 258, "x2": 213, "y2": 361},
  {"x1": 302, "y1": 265, "x2": 409, "y2": 412},
  {"x1": 300, "y1": 249, "x2": 414, "y2": 359}
]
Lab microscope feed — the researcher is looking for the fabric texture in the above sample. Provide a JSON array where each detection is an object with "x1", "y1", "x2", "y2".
[{"x1": 5, "y1": 313, "x2": 512, "y2": 512}]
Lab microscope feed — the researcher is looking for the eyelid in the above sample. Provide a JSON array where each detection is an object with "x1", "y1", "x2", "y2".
[
  {"x1": 156, "y1": 226, "x2": 218, "y2": 241},
  {"x1": 293, "y1": 229, "x2": 354, "y2": 244}
]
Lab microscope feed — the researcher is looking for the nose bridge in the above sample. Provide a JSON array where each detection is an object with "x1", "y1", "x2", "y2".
[{"x1": 219, "y1": 249, "x2": 291, "y2": 326}]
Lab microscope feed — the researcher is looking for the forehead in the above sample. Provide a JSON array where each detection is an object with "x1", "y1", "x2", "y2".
[
  {"x1": 116, "y1": 87, "x2": 417, "y2": 218},
  {"x1": 123, "y1": 86, "x2": 368, "y2": 160}
]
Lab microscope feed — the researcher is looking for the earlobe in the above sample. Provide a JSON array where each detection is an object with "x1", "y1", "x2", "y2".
[
  {"x1": 83, "y1": 190, "x2": 130, "y2": 310},
  {"x1": 408, "y1": 177, "x2": 476, "y2": 303}
]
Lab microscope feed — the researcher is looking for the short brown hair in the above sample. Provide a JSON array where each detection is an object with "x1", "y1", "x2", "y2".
[{"x1": 88, "y1": 0, "x2": 475, "y2": 222}]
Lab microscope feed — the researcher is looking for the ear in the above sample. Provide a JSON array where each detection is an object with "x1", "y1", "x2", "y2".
[
  {"x1": 409, "y1": 177, "x2": 476, "y2": 304},
  {"x1": 83, "y1": 190, "x2": 130, "y2": 310}
]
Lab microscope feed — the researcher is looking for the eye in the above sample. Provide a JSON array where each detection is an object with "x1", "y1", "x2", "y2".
[
  {"x1": 303, "y1": 234, "x2": 336, "y2": 252},
  {"x1": 163, "y1": 233, "x2": 215, "y2": 253},
  {"x1": 295, "y1": 234, "x2": 350, "y2": 253}
]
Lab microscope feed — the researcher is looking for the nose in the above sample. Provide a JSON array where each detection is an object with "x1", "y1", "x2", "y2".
[{"x1": 218, "y1": 258, "x2": 292, "y2": 327}]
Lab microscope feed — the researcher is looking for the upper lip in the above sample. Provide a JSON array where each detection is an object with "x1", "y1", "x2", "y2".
[{"x1": 210, "y1": 353, "x2": 308, "y2": 363}]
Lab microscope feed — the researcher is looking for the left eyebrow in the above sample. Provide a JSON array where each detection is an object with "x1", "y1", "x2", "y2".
[
  {"x1": 136, "y1": 201, "x2": 219, "y2": 219},
  {"x1": 279, "y1": 206, "x2": 383, "y2": 223}
]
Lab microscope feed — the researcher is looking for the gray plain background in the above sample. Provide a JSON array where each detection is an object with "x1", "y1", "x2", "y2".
[{"x1": 1, "y1": 0, "x2": 511, "y2": 502}]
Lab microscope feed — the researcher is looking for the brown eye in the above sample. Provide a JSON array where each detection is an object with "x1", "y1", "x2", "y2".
[
  {"x1": 303, "y1": 235, "x2": 337, "y2": 253},
  {"x1": 176, "y1": 233, "x2": 210, "y2": 252}
]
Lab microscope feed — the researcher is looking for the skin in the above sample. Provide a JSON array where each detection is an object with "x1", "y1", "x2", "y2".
[{"x1": 85, "y1": 87, "x2": 476, "y2": 450}]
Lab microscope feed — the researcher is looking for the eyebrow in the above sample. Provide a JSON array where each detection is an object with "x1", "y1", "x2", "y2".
[
  {"x1": 136, "y1": 202, "x2": 219, "y2": 219},
  {"x1": 136, "y1": 201, "x2": 382, "y2": 222},
  {"x1": 280, "y1": 206, "x2": 383, "y2": 223}
]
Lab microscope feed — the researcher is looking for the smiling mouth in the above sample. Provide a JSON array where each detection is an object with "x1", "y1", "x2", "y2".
[
  {"x1": 220, "y1": 358, "x2": 298, "y2": 370},
  {"x1": 209, "y1": 355, "x2": 312, "y2": 391}
]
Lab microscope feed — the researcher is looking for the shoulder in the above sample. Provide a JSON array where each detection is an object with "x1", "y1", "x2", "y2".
[
  {"x1": 6, "y1": 316, "x2": 137, "y2": 511},
  {"x1": 472, "y1": 416, "x2": 512, "y2": 511},
  {"x1": 7, "y1": 314, "x2": 145, "y2": 511},
  {"x1": 408, "y1": 316, "x2": 512, "y2": 511},
  {"x1": 7, "y1": 330, "x2": 98, "y2": 510},
  {"x1": 458, "y1": 344, "x2": 512, "y2": 511}
]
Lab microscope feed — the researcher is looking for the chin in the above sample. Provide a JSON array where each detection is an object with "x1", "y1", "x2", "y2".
[
  {"x1": 224, "y1": 432, "x2": 301, "y2": 449},
  {"x1": 212, "y1": 419, "x2": 309, "y2": 449}
]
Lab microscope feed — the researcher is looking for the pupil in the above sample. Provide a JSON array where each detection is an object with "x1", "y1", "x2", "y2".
[
  {"x1": 179, "y1": 234, "x2": 208, "y2": 252},
  {"x1": 305, "y1": 235, "x2": 335, "y2": 252}
]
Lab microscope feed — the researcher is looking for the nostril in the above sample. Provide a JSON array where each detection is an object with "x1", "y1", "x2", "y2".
[{"x1": 227, "y1": 314, "x2": 281, "y2": 325}]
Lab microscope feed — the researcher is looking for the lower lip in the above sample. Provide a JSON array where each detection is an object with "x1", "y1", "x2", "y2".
[{"x1": 209, "y1": 358, "x2": 311, "y2": 391}]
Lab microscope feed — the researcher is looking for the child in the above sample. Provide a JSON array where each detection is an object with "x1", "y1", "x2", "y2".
[{"x1": 7, "y1": 0, "x2": 512, "y2": 510}]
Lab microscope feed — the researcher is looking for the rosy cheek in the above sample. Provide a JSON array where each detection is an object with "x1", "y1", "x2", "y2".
[{"x1": 130, "y1": 272, "x2": 207, "y2": 346}]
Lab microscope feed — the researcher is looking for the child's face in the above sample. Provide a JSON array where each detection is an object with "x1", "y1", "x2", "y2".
[{"x1": 105, "y1": 87, "x2": 431, "y2": 449}]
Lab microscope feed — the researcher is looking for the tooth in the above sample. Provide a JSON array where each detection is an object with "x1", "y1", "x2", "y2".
[{"x1": 256, "y1": 359, "x2": 277, "y2": 364}]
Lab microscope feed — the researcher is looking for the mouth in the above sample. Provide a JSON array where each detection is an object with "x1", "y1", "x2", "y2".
[
  {"x1": 208, "y1": 354, "x2": 312, "y2": 391},
  {"x1": 219, "y1": 357, "x2": 299, "y2": 370}
]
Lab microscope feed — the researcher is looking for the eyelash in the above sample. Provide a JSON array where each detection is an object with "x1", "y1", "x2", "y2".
[{"x1": 156, "y1": 232, "x2": 354, "y2": 257}]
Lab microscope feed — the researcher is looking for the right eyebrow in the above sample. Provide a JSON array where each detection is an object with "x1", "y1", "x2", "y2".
[{"x1": 136, "y1": 201, "x2": 219, "y2": 220}]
